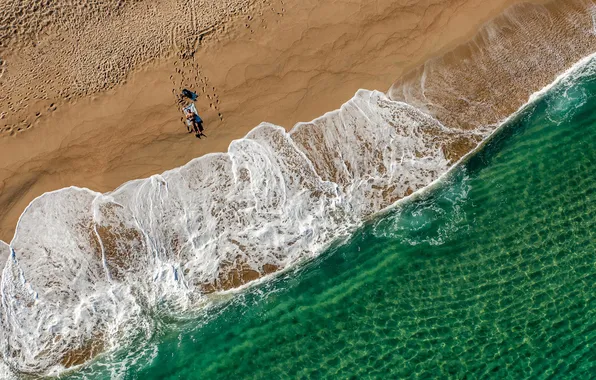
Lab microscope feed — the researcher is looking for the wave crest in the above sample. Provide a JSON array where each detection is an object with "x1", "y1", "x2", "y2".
[{"x1": 1, "y1": 90, "x2": 470, "y2": 374}]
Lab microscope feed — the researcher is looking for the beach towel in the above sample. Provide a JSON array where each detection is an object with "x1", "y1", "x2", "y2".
[
  {"x1": 182, "y1": 89, "x2": 197, "y2": 100},
  {"x1": 183, "y1": 103, "x2": 202, "y2": 127}
]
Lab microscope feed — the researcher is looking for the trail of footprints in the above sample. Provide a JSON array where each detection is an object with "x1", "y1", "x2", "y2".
[
  {"x1": 244, "y1": 0, "x2": 286, "y2": 33},
  {"x1": 170, "y1": 55, "x2": 223, "y2": 133},
  {"x1": 0, "y1": 0, "x2": 287, "y2": 137},
  {"x1": 1, "y1": 55, "x2": 60, "y2": 137},
  {"x1": 0, "y1": 99, "x2": 58, "y2": 137},
  {"x1": 167, "y1": 0, "x2": 287, "y2": 132}
]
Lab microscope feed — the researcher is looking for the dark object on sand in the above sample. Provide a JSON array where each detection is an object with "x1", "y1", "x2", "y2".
[{"x1": 182, "y1": 89, "x2": 197, "y2": 101}]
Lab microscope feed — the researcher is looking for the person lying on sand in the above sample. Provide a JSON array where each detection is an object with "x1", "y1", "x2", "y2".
[{"x1": 185, "y1": 109, "x2": 205, "y2": 138}]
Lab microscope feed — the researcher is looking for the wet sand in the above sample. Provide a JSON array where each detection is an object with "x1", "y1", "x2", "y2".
[
  {"x1": 390, "y1": 0, "x2": 596, "y2": 132},
  {"x1": 0, "y1": 0, "x2": 543, "y2": 242}
]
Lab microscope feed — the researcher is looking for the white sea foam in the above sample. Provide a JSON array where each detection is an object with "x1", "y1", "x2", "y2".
[
  {"x1": 0, "y1": 90, "x2": 469, "y2": 375},
  {"x1": 1, "y1": 51, "x2": 595, "y2": 377},
  {"x1": 371, "y1": 170, "x2": 471, "y2": 246}
]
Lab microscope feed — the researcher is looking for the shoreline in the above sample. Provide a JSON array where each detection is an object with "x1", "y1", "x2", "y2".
[
  {"x1": 6, "y1": 51, "x2": 594, "y2": 377},
  {"x1": 2, "y1": 0, "x2": 595, "y2": 374},
  {"x1": 0, "y1": 0, "x2": 543, "y2": 242},
  {"x1": 377, "y1": 51, "x2": 596, "y2": 220}
]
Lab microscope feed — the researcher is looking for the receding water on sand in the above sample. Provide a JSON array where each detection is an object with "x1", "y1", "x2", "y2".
[
  {"x1": 64, "y1": 56, "x2": 596, "y2": 378},
  {"x1": 4, "y1": 0, "x2": 596, "y2": 375}
]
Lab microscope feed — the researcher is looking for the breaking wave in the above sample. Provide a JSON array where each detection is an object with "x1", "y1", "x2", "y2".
[
  {"x1": 0, "y1": 90, "x2": 475, "y2": 375},
  {"x1": 1, "y1": 0, "x2": 596, "y2": 376}
]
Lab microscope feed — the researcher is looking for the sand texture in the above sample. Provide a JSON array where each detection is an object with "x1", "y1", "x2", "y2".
[
  {"x1": 390, "y1": 0, "x2": 596, "y2": 132},
  {"x1": 2, "y1": 0, "x2": 596, "y2": 374},
  {"x1": 0, "y1": 0, "x2": 541, "y2": 242}
]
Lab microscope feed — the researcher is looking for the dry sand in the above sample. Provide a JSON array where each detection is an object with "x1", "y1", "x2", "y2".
[{"x1": 0, "y1": 0, "x2": 548, "y2": 242}]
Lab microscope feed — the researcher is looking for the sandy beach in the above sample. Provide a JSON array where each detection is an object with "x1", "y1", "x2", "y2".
[
  {"x1": 4, "y1": 0, "x2": 596, "y2": 374},
  {"x1": 0, "y1": 0, "x2": 542, "y2": 243}
]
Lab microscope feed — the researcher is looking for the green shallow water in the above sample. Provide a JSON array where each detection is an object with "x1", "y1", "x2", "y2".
[{"x1": 74, "y1": 61, "x2": 596, "y2": 379}]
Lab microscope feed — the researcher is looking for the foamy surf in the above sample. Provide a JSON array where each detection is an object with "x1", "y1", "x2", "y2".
[
  {"x1": 2, "y1": 58, "x2": 596, "y2": 377},
  {"x1": 0, "y1": 90, "x2": 475, "y2": 375},
  {"x1": 1, "y1": 0, "x2": 596, "y2": 374}
]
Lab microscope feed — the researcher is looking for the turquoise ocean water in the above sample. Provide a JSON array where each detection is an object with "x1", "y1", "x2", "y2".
[{"x1": 71, "y1": 60, "x2": 596, "y2": 379}]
